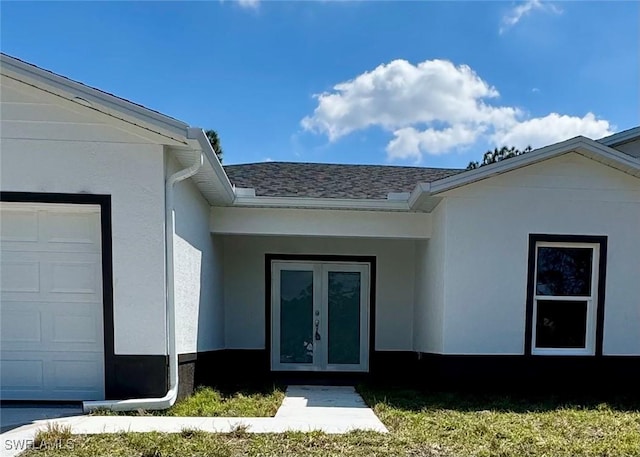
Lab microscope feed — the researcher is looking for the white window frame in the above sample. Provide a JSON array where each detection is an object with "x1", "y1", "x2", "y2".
[{"x1": 531, "y1": 241, "x2": 600, "y2": 356}]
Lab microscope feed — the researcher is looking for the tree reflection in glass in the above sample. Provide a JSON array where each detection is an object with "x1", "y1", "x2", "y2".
[
  {"x1": 536, "y1": 247, "x2": 592, "y2": 296},
  {"x1": 328, "y1": 272, "x2": 361, "y2": 365},
  {"x1": 280, "y1": 270, "x2": 314, "y2": 364}
]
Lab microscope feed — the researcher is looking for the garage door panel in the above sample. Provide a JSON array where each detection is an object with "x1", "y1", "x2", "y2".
[
  {"x1": 0, "y1": 360, "x2": 44, "y2": 391},
  {"x1": 1, "y1": 354, "x2": 104, "y2": 400},
  {"x1": 52, "y1": 359, "x2": 102, "y2": 390},
  {"x1": 1, "y1": 242, "x2": 101, "y2": 254},
  {"x1": 2, "y1": 342, "x2": 103, "y2": 353},
  {"x1": 0, "y1": 206, "x2": 101, "y2": 246},
  {"x1": 0, "y1": 308, "x2": 42, "y2": 343},
  {"x1": 51, "y1": 261, "x2": 100, "y2": 294},
  {"x1": 42, "y1": 211, "x2": 101, "y2": 245},
  {"x1": 1, "y1": 302, "x2": 102, "y2": 351},
  {"x1": 0, "y1": 209, "x2": 39, "y2": 242},
  {"x1": 2, "y1": 289, "x2": 101, "y2": 304},
  {"x1": 52, "y1": 312, "x2": 103, "y2": 345},
  {"x1": 0, "y1": 260, "x2": 40, "y2": 292},
  {"x1": 0, "y1": 202, "x2": 105, "y2": 401},
  {"x1": 2, "y1": 256, "x2": 101, "y2": 304}
]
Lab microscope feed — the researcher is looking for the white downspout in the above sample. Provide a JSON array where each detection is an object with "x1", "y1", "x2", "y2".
[{"x1": 83, "y1": 151, "x2": 204, "y2": 412}]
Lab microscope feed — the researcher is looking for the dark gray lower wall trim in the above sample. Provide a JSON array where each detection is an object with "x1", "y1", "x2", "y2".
[
  {"x1": 178, "y1": 362, "x2": 196, "y2": 401},
  {"x1": 413, "y1": 353, "x2": 640, "y2": 392},
  {"x1": 176, "y1": 350, "x2": 640, "y2": 395},
  {"x1": 177, "y1": 350, "x2": 268, "y2": 397},
  {"x1": 106, "y1": 355, "x2": 168, "y2": 400}
]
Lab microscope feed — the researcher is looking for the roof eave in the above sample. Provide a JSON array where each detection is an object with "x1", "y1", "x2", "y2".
[
  {"x1": 1, "y1": 53, "x2": 190, "y2": 141},
  {"x1": 598, "y1": 126, "x2": 640, "y2": 147},
  {"x1": 1, "y1": 53, "x2": 238, "y2": 206},
  {"x1": 232, "y1": 195, "x2": 410, "y2": 211},
  {"x1": 187, "y1": 128, "x2": 236, "y2": 205},
  {"x1": 424, "y1": 136, "x2": 640, "y2": 196}
]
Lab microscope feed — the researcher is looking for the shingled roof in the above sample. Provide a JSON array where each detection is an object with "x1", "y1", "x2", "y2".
[{"x1": 223, "y1": 162, "x2": 465, "y2": 199}]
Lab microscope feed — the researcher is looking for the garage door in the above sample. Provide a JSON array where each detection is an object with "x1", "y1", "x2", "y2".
[{"x1": 0, "y1": 202, "x2": 105, "y2": 400}]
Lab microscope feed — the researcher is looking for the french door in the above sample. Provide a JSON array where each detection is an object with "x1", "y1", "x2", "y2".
[{"x1": 271, "y1": 261, "x2": 370, "y2": 372}]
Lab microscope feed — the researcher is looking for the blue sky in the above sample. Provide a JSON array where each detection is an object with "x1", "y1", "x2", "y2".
[{"x1": 2, "y1": 1, "x2": 638, "y2": 168}]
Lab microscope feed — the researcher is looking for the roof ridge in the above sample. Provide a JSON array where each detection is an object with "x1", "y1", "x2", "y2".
[{"x1": 223, "y1": 161, "x2": 464, "y2": 171}]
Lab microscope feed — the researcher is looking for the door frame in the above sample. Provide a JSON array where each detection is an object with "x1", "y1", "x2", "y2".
[{"x1": 265, "y1": 254, "x2": 376, "y2": 374}]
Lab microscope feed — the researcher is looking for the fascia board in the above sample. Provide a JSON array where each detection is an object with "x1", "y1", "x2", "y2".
[
  {"x1": 427, "y1": 136, "x2": 640, "y2": 195},
  {"x1": 233, "y1": 196, "x2": 410, "y2": 211},
  {"x1": 598, "y1": 127, "x2": 640, "y2": 147},
  {"x1": 1, "y1": 53, "x2": 189, "y2": 141},
  {"x1": 187, "y1": 128, "x2": 236, "y2": 204}
]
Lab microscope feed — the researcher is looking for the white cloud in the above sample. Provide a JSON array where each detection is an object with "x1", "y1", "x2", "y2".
[
  {"x1": 492, "y1": 112, "x2": 613, "y2": 149},
  {"x1": 301, "y1": 59, "x2": 519, "y2": 140},
  {"x1": 387, "y1": 125, "x2": 481, "y2": 162},
  {"x1": 500, "y1": 0, "x2": 562, "y2": 34},
  {"x1": 237, "y1": 0, "x2": 260, "y2": 9},
  {"x1": 301, "y1": 58, "x2": 614, "y2": 163}
]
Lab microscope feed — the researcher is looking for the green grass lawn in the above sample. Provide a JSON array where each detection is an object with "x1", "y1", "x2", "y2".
[
  {"x1": 22, "y1": 386, "x2": 640, "y2": 457},
  {"x1": 166, "y1": 385, "x2": 285, "y2": 417},
  {"x1": 92, "y1": 385, "x2": 285, "y2": 417}
]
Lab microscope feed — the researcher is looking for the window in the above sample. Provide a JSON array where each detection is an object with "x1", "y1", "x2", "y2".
[{"x1": 526, "y1": 236, "x2": 606, "y2": 356}]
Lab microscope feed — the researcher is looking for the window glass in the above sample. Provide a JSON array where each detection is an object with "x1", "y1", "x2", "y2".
[
  {"x1": 327, "y1": 271, "x2": 361, "y2": 365},
  {"x1": 535, "y1": 300, "x2": 588, "y2": 348},
  {"x1": 536, "y1": 247, "x2": 593, "y2": 296},
  {"x1": 280, "y1": 270, "x2": 314, "y2": 364}
]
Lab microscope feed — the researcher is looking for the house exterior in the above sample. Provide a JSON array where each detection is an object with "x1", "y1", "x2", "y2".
[{"x1": 1, "y1": 54, "x2": 639, "y2": 409}]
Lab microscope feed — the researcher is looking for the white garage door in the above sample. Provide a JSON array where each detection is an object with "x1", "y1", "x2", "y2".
[{"x1": 0, "y1": 202, "x2": 105, "y2": 400}]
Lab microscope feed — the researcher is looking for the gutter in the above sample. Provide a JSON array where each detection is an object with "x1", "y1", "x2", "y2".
[
  {"x1": 232, "y1": 196, "x2": 410, "y2": 211},
  {"x1": 83, "y1": 150, "x2": 204, "y2": 412},
  {"x1": 597, "y1": 126, "x2": 640, "y2": 147},
  {"x1": 187, "y1": 128, "x2": 236, "y2": 205}
]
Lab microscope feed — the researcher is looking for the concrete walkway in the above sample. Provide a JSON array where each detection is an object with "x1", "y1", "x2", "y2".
[
  {"x1": 1, "y1": 386, "x2": 386, "y2": 456},
  {"x1": 275, "y1": 385, "x2": 386, "y2": 432},
  {"x1": 1, "y1": 404, "x2": 84, "y2": 434}
]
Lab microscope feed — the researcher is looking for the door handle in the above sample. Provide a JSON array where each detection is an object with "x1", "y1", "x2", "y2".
[{"x1": 315, "y1": 319, "x2": 321, "y2": 341}]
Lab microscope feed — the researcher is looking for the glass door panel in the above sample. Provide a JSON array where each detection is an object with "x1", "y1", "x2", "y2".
[
  {"x1": 279, "y1": 270, "x2": 314, "y2": 364},
  {"x1": 271, "y1": 263, "x2": 319, "y2": 371},
  {"x1": 327, "y1": 271, "x2": 361, "y2": 365},
  {"x1": 322, "y1": 264, "x2": 369, "y2": 372},
  {"x1": 272, "y1": 261, "x2": 369, "y2": 372}
]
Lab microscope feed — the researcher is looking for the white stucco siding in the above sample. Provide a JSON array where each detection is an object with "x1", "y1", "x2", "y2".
[
  {"x1": 413, "y1": 202, "x2": 446, "y2": 353},
  {"x1": 211, "y1": 207, "x2": 431, "y2": 239},
  {"x1": 222, "y1": 235, "x2": 416, "y2": 351},
  {"x1": 1, "y1": 75, "x2": 168, "y2": 355},
  {"x1": 440, "y1": 152, "x2": 640, "y2": 355},
  {"x1": 170, "y1": 156, "x2": 224, "y2": 355}
]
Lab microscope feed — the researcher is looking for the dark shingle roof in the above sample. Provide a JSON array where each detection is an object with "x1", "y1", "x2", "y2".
[{"x1": 224, "y1": 162, "x2": 465, "y2": 199}]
